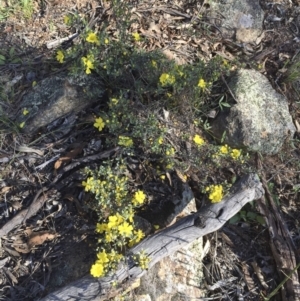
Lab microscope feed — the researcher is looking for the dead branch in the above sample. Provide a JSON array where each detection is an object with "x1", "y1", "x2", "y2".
[
  {"x1": 40, "y1": 173, "x2": 264, "y2": 301},
  {"x1": 0, "y1": 188, "x2": 50, "y2": 238},
  {"x1": 257, "y1": 174, "x2": 300, "y2": 301}
]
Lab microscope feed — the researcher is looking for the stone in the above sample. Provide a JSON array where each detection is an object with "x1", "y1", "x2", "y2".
[
  {"x1": 16, "y1": 73, "x2": 105, "y2": 134},
  {"x1": 211, "y1": 69, "x2": 296, "y2": 155},
  {"x1": 209, "y1": 0, "x2": 264, "y2": 43},
  {"x1": 134, "y1": 238, "x2": 204, "y2": 301}
]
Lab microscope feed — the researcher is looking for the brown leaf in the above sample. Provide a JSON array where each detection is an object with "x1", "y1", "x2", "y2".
[
  {"x1": 27, "y1": 231, "x2": 57, "y2": 249},
  {"x1": 12, "y1": 242, "x2": 31, "y2": 254},
  {"x1": 12, "y1": 230, "x2": 57, "y2": 253},
  {"x1": 0, "y1": 186, "x2": 11, "y2": 194},
  {"x1": 54, "y1": 147, "x2": 83, "y2": 169}
]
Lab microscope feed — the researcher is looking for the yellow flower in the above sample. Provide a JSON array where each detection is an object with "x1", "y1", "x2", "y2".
[
  {"x1": 118, "y1": 222, "x2": 133, "y2": 237},
  {"x1": 86, "y1": 32, "x2": 100, "y2": 45},
  {"x1": 157, "y1": 137, "x2": 163, "y2": 145},
  {"x1": 198, "y1": 78, "x2": 206, "y2": 89},
  {"x1": 220, "y1": 144, "x2": 229, "y2": 154},
  {"x1": 104, "y1": 38, "x2": 109, "y2": 44},
  {"x1": 132, "y1": 32, "x2": 141, "y2": 41},
  {"x1": 108, "y1": 250, "x2": 123, "y2": 262},
  {"x1": 159, "y1": 73, "x2": 175, "y2": 87},
  {"x1": 90, "y1": 262, "x2": 105, "y2": 277},
  {"x1": 105, "y1": 232, "x2": 114, "y2": 242},
  {"x1": 82, "y1": 177, "x2": 93, "y2": 191},
  {"x1": 136, "y1": 251, "x2": 150, "y2": 270},
  {"x1": 82, "y1": 56, "x2": 95, "y2": 74},
  {"x1": 56, "y1": 50, "x2": 64, "y2": 63},
  {"x1": 118, "y1": 136, "x2": 133, "y2": 147},
  {"x1": 160, "y1": 175, "x2": 165, "y2": 180},
  {"x1": 231, "y1": 149, "x2": 241, "y2": 160},
  {"x1": 110, "y1": 98, "x2": 118, "y2": 106},
  {"x1": 206, "y1": 185, "x2": 223, "y2": 203},
  {"x1": 63, "y1": 15, "x2": 70, "y2": 24},
  {"x1": 97, "y1": 250, "x2": 109, "y2": 263},
  {"x1": 165, "y1": 147, "x2": 175, "y2": 156},
  {"x1": 107, "y1": 215, "x2": 119, "y2": 229},
  {"x1": 193, "y1": 134, "x2": 204, "y2": 146},
  {"x1": 96, "y1": 223, "x2": 107, "y2": 233},
  {"x1": 94, "y1": 117, "x2": 105, "y2": 131},
  {"x1": 32, "y1": 81, "x2": 37, "y2": 87},
  {"x1": 22, "y1": 108, "x2": 29, "y2": 116},
  {"x1": 19, "y1": 122, "x2": 25, "y2": 128},
  {"x1": 151, "y1": 60, "x2": 157, "y2": 68},
  {"x1": 132, "y1": 190, "x2": 146, "y2": 206},
  {"x1": 128, "y1": 230, "x2": 145, "y2": 247},
  {"x1": 135, "y1": 229, "x2": 145, "y2": 242}
]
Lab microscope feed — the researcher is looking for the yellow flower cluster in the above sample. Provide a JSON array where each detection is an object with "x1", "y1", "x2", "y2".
[
  {"x1": 165, "y1": 147, "x2": 175, "y2": 156},
  {"x1": 193, "y1": 134, "x2": 205, "y2": 146},
  {"x1": 134, "y1": 250, "x2": 150, "y2": 270},
  {"x1": 91, "y1": 209, "x2": 145, "y2": 277},
  {"x1": 82, "y1": 55, "x2": 95, "y2": 74},
  {"x1": 216, "y1": 144, "x2": 242, "y2": 160},
  {"x1": 118, "y1": 136, "x2": 133, "y2": 147},
  {"x1": 82, "y1": 173, "x2": 128, "y2": 207},
  {"x1": 206, "y1": 184, "x2": 223, "y2": 203},
  {"x1": 159, "y1": 73, "x2": 175, "y2": 87},
  {"x1": 90, "y1": 249, "x2": 123, "y2": 277}
]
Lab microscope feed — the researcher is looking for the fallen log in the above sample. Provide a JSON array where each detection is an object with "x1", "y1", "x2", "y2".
[{"x1": 39, "y1": 173, "x2": 264, "y2": 301}]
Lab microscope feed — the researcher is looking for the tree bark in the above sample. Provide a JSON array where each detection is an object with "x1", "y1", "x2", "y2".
[{"x1": 39, "y1": 173, "x2": 264, "y2": 301}]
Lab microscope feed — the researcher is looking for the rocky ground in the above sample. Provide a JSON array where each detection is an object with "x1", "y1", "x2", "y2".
[{"x1": 1, "y1": 0, "x2": 300, "y2": 300}]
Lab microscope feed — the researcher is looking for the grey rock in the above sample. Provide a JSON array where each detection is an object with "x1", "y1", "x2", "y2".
[
  {"x1": 211, "y1": 69, "x2": 296, "y2": 155},
  {"x1": 209, "y1": 0, "x2": 264, "y2": 43},
  {"x1": 16, "y1": 73, "x2": 105, "y2": 134},
  {"x1": 135, "y1": 238, "x2": 204, "y2": 301}
]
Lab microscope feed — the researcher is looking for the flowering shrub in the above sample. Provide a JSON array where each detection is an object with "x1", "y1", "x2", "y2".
[
  {"x1": 82, "y1": 159, "x2": 149, "y2": 277},
  {"x1": 51, "y1": 1, "x2": 251, "y2": 283}
]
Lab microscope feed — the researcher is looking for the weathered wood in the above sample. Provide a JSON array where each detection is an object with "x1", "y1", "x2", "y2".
[{"x1": 39, "y1": 173, "x2": 264, "y2": 301}]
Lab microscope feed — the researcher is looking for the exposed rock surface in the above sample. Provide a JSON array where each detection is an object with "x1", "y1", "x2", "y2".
[
  {"x1": 16, "y1": 74, "x2": 105, "y2": 134},
  {"x1": 209, "y1": 0, "x2": 264, "y2": 43},
  {"x1": 135, "y1": 238, "x2": 204, "y2": 301},
  {"x1": 211, "y1": 69, "x2": 296, "y2": 155}
]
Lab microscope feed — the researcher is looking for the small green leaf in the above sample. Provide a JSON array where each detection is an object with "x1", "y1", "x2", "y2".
[
  {"x1": 220, "y1": 102, "x2": 231, "y2": 108},
  {"x1": 9, "y1": 47, "x2": 15, "y2": 58},
  {"x1": 256, "y1": 215, "x2": 265, "y2": 225},
  {"x1": 246, "y1": 211, "x2": 257, "y2": 220},
  {"x1": 229, "y1": 214, "x2": 241, "y2": 224}
]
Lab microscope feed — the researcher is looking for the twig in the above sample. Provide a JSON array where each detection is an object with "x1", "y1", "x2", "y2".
[{"x1": 221, "y1": 73, "x2": 238, "y2": 103}]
